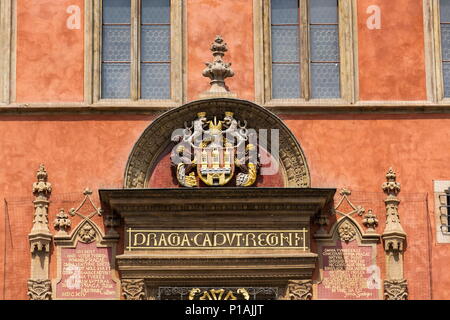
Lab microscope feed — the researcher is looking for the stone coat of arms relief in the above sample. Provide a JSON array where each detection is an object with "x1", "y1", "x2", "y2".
[{"x1": 171, "y1": 112, "x2": 260, "y2": 187}]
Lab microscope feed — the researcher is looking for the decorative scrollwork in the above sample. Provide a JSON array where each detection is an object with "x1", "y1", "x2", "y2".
[
  {"x1": 122, "y1": 279, "x2": 146, "y2": 300},
  {"x1": 384, "y1": 279, "x2": 408, "y2": 300},
  {"x1": 286, "y1": 280, "x2": 312, "y2": 300},
  {"x1": 27, "y1": 279, "x2": 52, "y2": 300}
]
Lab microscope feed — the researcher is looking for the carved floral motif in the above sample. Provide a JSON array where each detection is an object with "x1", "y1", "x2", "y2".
[
  {"x1": 338, "y1": 220, "x2": 357, "y2": 242},
  {"x1": 362, "y1": 209, "x2": 378, "y2": 232},
  {"x1": 202, "y1": 36, "x2": 234, "y2": 94}
]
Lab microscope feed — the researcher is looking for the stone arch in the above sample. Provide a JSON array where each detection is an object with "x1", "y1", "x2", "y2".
[{"x1": 124, "y1": 98, "x2": 310, "y2": 188}]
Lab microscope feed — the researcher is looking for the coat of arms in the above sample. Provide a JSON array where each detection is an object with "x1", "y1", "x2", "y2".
[{"x1": 171, "y1": 112, "x2": 259, "y2": 187}]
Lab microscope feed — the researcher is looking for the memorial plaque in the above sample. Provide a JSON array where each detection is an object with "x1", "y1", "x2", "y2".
[
  {"x1": 55, "y1": 242, "x2": 119, "y2": 299},
  {"x1": 317, "y1": 241, "x2": 380, "y2": 300}
]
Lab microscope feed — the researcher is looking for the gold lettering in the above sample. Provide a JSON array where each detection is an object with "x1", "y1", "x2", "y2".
[
  {"x1": 213, "y1": 233, "x2": 227, "y2": 247},
  {"x1": 202, "y1": 233, "x2": 213, "y2": 247},
  {"x1": 266, "y1": 233, "x2": 279, "y2": 246},
  {"x1": 193, "y1": 233, "x2": 202, "y2": 246},
  {"x1": 146, "y1": 233, "x2": 157, "y2": 247},
  {"x1": 180, "y1": 233, "x2": 191, "y2": 247},
  {"x1": 158, "y1": 233, "x2": 168, "y2": 247},
  {"x1": 294, "y1": 233, "x2": 302, "y2": 247},
  {"x1": 257, "y1": 233, "x2": 267, "y2": 246},
  {"x1": 245, "y1": 233, "x2": 256, "y2": 247},
  {"x1": 235, "y1": 233, "x2": 243, "y2": 246},
  {"x1": 168, "y1": 233, "x2": 181, "y2": 246},
  {"x1": 280, "y1": 232, "x2": 292, "y2": 246},
  {"x1": 133, "y1": 233, "x2": 146, "y2": 246}
]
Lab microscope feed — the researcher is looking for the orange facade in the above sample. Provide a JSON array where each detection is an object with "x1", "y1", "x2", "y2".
[{"x1": 1, "y1": 0, "x2": 449, "y2": 300}]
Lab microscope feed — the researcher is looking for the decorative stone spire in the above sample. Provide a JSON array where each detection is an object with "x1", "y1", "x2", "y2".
[
  {"x1": 29, "y1": 164, "x2": 52, "y2": 251},
  {"x1": 28, "y1": 164, "x2": 53, "y2": 300},
  {"x1": 381, "y1": 167, "x2": 408, "y2": 300},
  {"x1": 200, "y1": 35, "x2": 237, "y2": 98},
  {"x1": 381, "y1": 168, "x2": 406, "y2": 251}
]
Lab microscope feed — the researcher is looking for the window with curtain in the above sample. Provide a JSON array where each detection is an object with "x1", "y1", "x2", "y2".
[{"x1": 270, "y1": 0, "x2": 340, "y2": 100}]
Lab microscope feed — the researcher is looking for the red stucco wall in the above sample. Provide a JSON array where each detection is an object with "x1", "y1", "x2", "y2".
[{"x1": 16, "y1": 0, "x2": 84, "y2": 102}]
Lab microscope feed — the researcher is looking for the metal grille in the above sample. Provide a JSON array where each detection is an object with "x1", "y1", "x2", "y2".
[
  {"x1": 157, "y1": 287, "x2": 278, "y2": 300},
  {"x1": 140, "y1": 0, "x2": 171, "y2": 99},
  {"x1": 438, "y1": 192, "x2": 450, "y2": 232},
  {"x1": 309, "y1": 0, "x2": 340, "y2": 99},
  {"x1": 441, "y1": 0, "x2": 450, "y2": 97},
  {"x1": 271, "y1": 0, "x2": 301, "y2": 99}
]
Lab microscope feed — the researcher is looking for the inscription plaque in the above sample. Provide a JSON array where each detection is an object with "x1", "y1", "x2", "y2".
[
  {"x1": 317, "y1": 241, "x2": 380, "y2": 300},
  {"x1": 55, "y1": 242, "x2": 118, "y2": 299},
  {"x1": 127, "y1": 229, "x2": 309, "y2": 250}
]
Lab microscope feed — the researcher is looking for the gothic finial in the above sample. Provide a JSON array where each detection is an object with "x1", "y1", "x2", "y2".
[
  {"x1": 382, "y1": 167, "x2": 400, "y2": 196},
  {"x1": 54, "y1": 209, "x2": 71, "y2": 235},
  {"x1": 200, "y1": 35, "x2": 236, "y2": 98}
]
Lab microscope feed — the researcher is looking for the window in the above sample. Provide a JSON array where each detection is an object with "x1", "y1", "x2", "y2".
[
  {"x1": 258, "y1": 0, "x2": 356, "y2": 104},
  {"x1": 0, "y1": 0, "x2": 12, "y2": 104},
  {"x1": 89, "y1": 0, "x2": 182, "y2": 105},
  {"x1": 434, "y1": 181, "x2": 450, "y2": 243},
  {"x1": 439, "y1": 0, "x2": 450, "y2": 97}
]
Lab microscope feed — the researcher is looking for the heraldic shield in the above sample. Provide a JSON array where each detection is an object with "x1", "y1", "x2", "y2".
[{"x1": 171, "y1": 112, "x2": 259, "y2": 187}]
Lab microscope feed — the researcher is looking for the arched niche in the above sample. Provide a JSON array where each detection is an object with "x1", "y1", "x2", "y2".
[{"x1": 124, "y1": 98, "x2": 310, "y2": 188}]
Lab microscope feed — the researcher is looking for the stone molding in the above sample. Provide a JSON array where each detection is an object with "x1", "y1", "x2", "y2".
[{"x1": 123, "y1": 98, "x2": 311, "y2": 188}]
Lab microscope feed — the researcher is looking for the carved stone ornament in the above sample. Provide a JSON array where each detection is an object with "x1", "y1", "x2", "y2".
[
  {"x1": 171, "y1": 111, "x2": 260, "y2": 187},
  {"x1": 27, "y1": 279, "x2": 52, "y2": 300},
  {"x1": 333, "y1": 188, "x2": 365, "y2": 217},
  {"x1": 338, "y1": 220, "x2": 357, "y2": 242},
  {"x1": 384, "y1": 279, "x2": 408, "y2": 300},
  {"x1": 363, "y1": 209, "x2": 379, "y2": 232},
  {"x1": 63, "y1": 188, "x2": 104, "y2": 243},
  {"x1": 124, "y1": 98, "x2": 311, "y2": 189},
  {"x1": 122, "y1": 279, "x2": 146, "y2": 300},
  {"x1": 54, "y1": 208, "x2": 71, "y2": 235},
  {"x1": 188, "y1": 288, "x2": 250, "y2": 300},
  {"x1": 201, "y1": 35, "x2": 236, "y2": 97},
  {"x1": 29, "y1": 164, "x2": 53, "y2": 252},
  {"x1": 286, "y1": 280, "x2": 312, "y2": 300}
]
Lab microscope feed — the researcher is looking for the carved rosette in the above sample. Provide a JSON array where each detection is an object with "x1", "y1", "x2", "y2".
[
  {"x1": 122, "y1": 279, "x2": 146, "y2": 300},
  {"x1": 384, "y1": 279, "x2": 408, "y2": 300},
  {"x1": 338, "y1": 220, "x2": 357, "y2": 242},
  {"x1": 27, "y1": 279, "x2": 52, "y2": 300},
  {"x1": 286, "y1": 280, "x2": 312, "y2": 300},
  {"x1": 78, "y1": 223, "x2": 97, "y2": 243}
]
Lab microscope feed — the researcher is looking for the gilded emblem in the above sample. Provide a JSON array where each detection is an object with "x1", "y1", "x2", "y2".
[{"x1": 171, "y1": 112, "x2": 259, "y2": 187}]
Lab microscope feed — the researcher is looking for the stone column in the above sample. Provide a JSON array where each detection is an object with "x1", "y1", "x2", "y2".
[
  {"x1": 381, "y1": 168, "x2": 408, "y2": 300},
  {"x1": 28, "y1": 164, "x2": 53, "y2": 300}
]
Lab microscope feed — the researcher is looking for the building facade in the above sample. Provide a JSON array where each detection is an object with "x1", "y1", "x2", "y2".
[{"x1": 0, "y1": 0, "x2": 449, "y2": 300}]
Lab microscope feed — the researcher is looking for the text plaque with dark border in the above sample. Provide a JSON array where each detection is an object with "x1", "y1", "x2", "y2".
[{"x1": 126, "y1": 228, "x2": 309, "y2": 250}]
